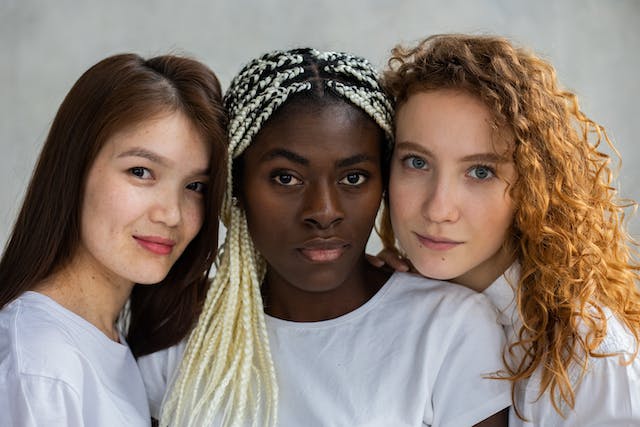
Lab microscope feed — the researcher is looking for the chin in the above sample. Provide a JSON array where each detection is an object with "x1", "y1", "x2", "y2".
[{"x1": 413, "y1": 262, "x2": 458, "y2": 282}]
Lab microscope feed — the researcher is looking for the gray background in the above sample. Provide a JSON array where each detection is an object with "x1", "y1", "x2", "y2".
[{"x1": 1, "y1": 0, "x2": 639, "y2": 254}]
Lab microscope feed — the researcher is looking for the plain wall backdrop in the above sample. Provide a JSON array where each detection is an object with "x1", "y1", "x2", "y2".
[{"x1": 1, "y1": 0, "x2": 639, "y2": 254}]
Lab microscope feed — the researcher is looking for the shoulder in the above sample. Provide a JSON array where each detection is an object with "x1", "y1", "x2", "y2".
[
  {"x1": 596, "y1": 308, "x2": 639, "y2": 356},
  {"x1": 1, "y1": 293, "x2": 96, "y2": 386},
  {"x1": 386, "y1": 272, "x2": 498, "y2": 319},
  {"x1": 381, "y1": 273, "x2": 504, "y2": 350}
]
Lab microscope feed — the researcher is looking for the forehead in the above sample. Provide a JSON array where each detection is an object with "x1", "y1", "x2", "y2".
[
  {"x1": 396, "y1": 90, "x2": 513, "y2": 155},
  {"x1": 245, "y1": 100, "x2": 384, "y2": 163}
]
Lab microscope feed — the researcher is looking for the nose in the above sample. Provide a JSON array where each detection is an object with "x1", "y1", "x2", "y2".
[
  {"x1": 302, "y1": 181, "x2": 344, "y2": 230},
  {"x1": 149, "y1": 190, "x2": 182, "y2": 227},
  {"x1": 423, "y1": 174, "x2": 459, "y2": 224}
]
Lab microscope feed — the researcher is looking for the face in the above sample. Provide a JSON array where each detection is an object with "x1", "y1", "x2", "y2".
[
  {"x1": 77, "y1": 111, "x2": 210, "y2": 287},
  {"x1": 241, "y1": 101, "x2": 384, "y2": 294},
  {"x1": 390, "y1": 89, "x2": 516, "y2": 291}
]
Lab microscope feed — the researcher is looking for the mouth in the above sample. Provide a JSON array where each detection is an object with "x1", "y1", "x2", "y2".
[
  {"x1": 134, "y1": 235, "x2": 176, "y2": 256},
  {"x1": 414, "y1": 232, "x2": 462, "y2": 251},
  {"x1": 297, "y1": 237, "x2": 350, "y2": 263}
]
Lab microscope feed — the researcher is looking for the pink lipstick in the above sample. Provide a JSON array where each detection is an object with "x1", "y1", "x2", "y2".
[
  {"x1": 134, "y1": 235, "x2": 176, "y2": 255},
  {"x1": 414, "y1": 233, "x2": 462, "y2": 251}
]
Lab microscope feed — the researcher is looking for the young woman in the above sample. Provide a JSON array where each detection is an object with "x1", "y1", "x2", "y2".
[
  {"x1": 375, "y1": 34, "x2": 640, "y2": 425},
  {"x1": 138, "y1": 48, "x2": 511, "y2": 427},
  {"x1": 0, "y1": 53, "x2": 227, "y2": 426}
]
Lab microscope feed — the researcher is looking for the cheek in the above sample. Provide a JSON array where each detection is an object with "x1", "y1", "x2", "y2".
[
  {"x1": 81, "y1": 180, "x2": 127, "y2": 236},
  {"x1": 389, "y1": 177, "x2": 422, "y2": 227},
  {"x1": 466, "y1": 188, "x2": 514, "y2": 236},
  {"x1": 183, "y1": 200, "x2": 205, "y2": 240}
]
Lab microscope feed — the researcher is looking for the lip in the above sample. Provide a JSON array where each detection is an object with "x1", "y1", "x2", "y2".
[
  {"x1": 414, "y1": 232, "x2": 462, "y2": 251},
  {"x1": 297, "y1": 237, "x2": 350, "y2": 263},
  {"x1": 134, "y1": 235, "x2": 176, "y2": 255}
]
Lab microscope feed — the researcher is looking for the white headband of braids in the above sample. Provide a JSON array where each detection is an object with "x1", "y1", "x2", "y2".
[{"x1": 160, "y1": 47, "x2": 394, "y2": 427}]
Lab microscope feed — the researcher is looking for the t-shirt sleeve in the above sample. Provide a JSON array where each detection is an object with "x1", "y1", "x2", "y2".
[
  {"x1": 429, "y1": 294, "x2": 511, "y2": 427},
  {"x1": 0, "y1": 374, "x2": 84, "y2": 426},
  {"x1": 137, "y1": 341, "x2": 186, "y2": 419},
  {"x1": 534, "y1": 350, "x2": 640, "y2": 426}
]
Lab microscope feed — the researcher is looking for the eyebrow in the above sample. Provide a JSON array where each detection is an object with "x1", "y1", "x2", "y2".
[
  {"x1": 117, "y1": 147, "x2": 167, "y2": 166},
  {"x1": 263, "y1": 149, "x2": 309, "y2": 166},
  {"x1": 395, "y1": 141, "x2": 510, "y2": 163},
  {"x1": 117, "y1": 147, "x2": 209, "y2": 175},
  {"x1": 336, "y1": 154, "x2": 377, "y2": 168},
  {"x1": 263, "y1": 149, "x2": 376, "y2": 168}
]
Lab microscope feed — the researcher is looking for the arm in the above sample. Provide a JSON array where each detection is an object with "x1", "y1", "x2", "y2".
[
  {"x1": 0, "y1": 375, "x2": 84, "y2": 427},
  {"x1": 430, "y1": 293, "x2": 511, "y2": 427},
  {"x1": 473, "y1": 408, "x2": 508, "y2": 427}
]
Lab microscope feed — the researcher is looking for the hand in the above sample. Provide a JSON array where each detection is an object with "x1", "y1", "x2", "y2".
[{"x1": 366, "y1": 248, "x2": 411, "y2": 272}]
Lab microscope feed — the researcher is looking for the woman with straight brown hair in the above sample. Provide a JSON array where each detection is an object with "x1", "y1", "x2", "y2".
[{"x1": 0, "y1": 53, "x2": 227, "y2": 426}]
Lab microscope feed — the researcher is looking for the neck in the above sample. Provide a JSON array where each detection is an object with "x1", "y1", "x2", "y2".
[
  {"x1": 34, "y1": 251, "x2": 133, "y2": 342},
  {"x1": 454, "y1": 248, "x2": 515, "y2": 292},
  {"x1": 263, "y1": 259, "x2": 389, "y2": 322}
]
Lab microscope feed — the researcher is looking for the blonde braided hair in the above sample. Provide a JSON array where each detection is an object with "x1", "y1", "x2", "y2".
[{"x1": 161, "y1": 48, "x2": 393, "y2": 426}]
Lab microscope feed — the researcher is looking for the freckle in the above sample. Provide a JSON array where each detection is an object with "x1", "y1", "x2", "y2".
[{"x1": 441, "y1": 257, "x2": 445, "y2": 261}]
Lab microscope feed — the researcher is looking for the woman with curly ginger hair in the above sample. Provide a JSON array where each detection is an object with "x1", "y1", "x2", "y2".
[{"x1": 375, "y1": 34, "x2": 640, "y2": 425}]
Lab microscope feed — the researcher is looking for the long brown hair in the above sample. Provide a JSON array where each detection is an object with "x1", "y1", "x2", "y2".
[
  {"x1": 380, "y1": 34, "x2": 640, "y2": 416},
  {"x1": 0, "y1": 53, "x2": 227, "y2": 357}
]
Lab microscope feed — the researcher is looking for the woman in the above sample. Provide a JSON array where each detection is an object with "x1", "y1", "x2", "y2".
[
  {"x1": 0, "y1": 53, "x2": 227, "y2": 426},
  {"x1": 139, "y1": 48, "x2": 510, "y2": 427},
  {"x1": 376, "y1": 34, "x2": 640, "y2": 425}
]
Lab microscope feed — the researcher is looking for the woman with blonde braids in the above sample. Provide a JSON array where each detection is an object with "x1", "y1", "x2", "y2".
[
  {"x1": 138, "y1": 47, "x2": 511, "y2": 426},
  {"x1": 374, "y1": 34, "x2": 640, "y2": 425}
]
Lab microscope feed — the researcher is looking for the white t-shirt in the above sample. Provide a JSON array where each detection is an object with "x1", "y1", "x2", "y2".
[
  {"x1": 0, "y1": 291, "x2": 150, "y2": 427},
  {"x1": 483, "y1": 264, "x2": 640, "y2": 426},
  {"x1": 139, "y1": 272, "x2": 511, "y2": 426}
]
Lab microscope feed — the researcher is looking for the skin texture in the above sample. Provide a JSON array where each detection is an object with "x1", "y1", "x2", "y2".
[
  {"x1": 240, "y1": 100, "x2": 389, "y2": 322},
  {"x1": 38, "y1": 111, "x2": 209, "y2": 338},
  {"x1": 389, "y1": 89, "x2": 516, "y2": 292}
]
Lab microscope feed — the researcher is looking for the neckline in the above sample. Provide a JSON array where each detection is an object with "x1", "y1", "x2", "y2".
[
  {"x1": 264, "y1": 271, "x2": 400, "y2": 329},
  {"x1": 20, "y1": 291, "x2": 127, "y2": 347}
]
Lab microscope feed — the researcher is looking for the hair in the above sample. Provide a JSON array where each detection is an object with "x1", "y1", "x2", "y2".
[
  {"x1": 379, "y1": 33, "x2": 640, "y2": 417},
  {"x1": 0, "y1": 53, "x2": 228, "y2": 358},
  {"x1": 161, "y1": 47, "x2": 393, "y2": 427}
]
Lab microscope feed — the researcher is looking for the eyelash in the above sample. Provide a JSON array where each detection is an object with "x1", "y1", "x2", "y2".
[
  {"x1": 339, "y1": 172, "x2": 368, "y2": 186},
  {"x1": 400, "y1": 155, "x2": 428, "y2": 170},
  {"x1": 271, "y1": 171, "x2": 302, "y2": 186},
  {"x1": 129, "y1": 167, "x2": 207, "y2": 194},
  {"x1": 400, "y1": 155, "x2": 497, "y2": 181},
  {"x1": 186, "y1": 181, "x2": 207, "y2": 194},
  {"x1": 270, "y1": 171, "x2": 369, "y2": 187},
  {"x1": 129, "y1": 166, "x2": 153, "y2": 179},
  {"x1": 466, "y1": 164, "x2": 496, "y2": 181}
]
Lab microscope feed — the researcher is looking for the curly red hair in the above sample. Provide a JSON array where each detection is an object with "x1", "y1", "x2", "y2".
[{"x1": 379, "y1": 33, "x2": 640, "y2": 417}]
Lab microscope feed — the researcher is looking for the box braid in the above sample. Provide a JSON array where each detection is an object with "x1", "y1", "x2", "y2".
[{"x1": 161, "y1": 48, "x2": 394, "y2": 427}]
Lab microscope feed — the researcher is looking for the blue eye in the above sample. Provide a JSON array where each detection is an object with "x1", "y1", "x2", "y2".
[
  {"x1": 129, "y1": 167, "x2": 152, "y2": 179},
  {"x1": 339, "y1": 173, "x2": 367, "y2": 186},
  {"x1": 468, "y1": 165, "x2": 495, "y2": 180},
  {"x1": 186, "y1": 181, "x2": 207, "y2": 193},
  {"x1": 403, "y1": 156, "x2": 428, "y2": 170}
]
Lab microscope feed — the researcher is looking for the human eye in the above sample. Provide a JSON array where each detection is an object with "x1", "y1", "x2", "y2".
[
  {"x1": 467, "y1": 164, "x2": 495, "y2": 180},
  {"x1": 129, "y1": 167, "x2": 153, "y2": 179},
  {"x1": 271, "y1": 172, "x2": 302, "y2": 186},
  {"x1": 339, "y1": 172, "x2": 368, "y2": 186},
  {"x1": 401, "y1": 155, "x2": 428, "y2": 170},
  {"x1": 186, "y1": 181, "x2": 207, "y2": 194}
]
